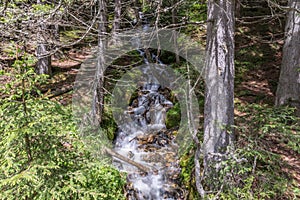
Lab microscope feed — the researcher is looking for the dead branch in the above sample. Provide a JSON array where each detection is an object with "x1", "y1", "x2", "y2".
[
  {"x1": 103, "y1": 147, "x2": 157, "y2": 174},
  {"x1": 46, "y1": 85, "x2": 74, "y2": 98}
]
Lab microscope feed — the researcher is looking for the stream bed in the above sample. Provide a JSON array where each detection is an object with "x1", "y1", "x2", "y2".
[{"x1": 113, "y1": 82, "x2": 186, "y2": 200}]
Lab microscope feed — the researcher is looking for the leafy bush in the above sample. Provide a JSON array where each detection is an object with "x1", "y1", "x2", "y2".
[{"x1": 0, "y1": 54, "x2": 126, "y2": 199}]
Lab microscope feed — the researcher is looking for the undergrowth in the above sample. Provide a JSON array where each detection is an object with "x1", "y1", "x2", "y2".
[
  {"x1": 180, "y1": 101, "x2": 299, "y2": 199},
  {"x1": 0, "y1": 53, "x2": 126, "y2": 199}
]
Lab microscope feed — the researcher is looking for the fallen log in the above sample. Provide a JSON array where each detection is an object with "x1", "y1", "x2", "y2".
[{"x1": 103, "y1": 147, "x2": 157, "y2": 174}]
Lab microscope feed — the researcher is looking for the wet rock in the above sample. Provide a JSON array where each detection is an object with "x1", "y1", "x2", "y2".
[{"x1": 127, "y1": 151, "x2": 134, "y2": 159}]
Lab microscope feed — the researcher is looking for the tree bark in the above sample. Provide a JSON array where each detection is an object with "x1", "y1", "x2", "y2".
[
  {"x1": 91, "y1": 0, "x2": 107, "y2": 126},
  {"x1": 235, "y1": 0, "x2": 241, "y2": 18},
  {"x1": 172, "y1": 0, "x2": 180, "y2": 64},
  {"x1": 36, "y1": 43, "x2": 52, "y2": 75},
  {"x1": 35, "y1": 0, "x2": 52, "y2": 76},
  {"x1": 111, "y1": 0, "x2": 121, "y2": 45},
  {"x1": 275, "y1": 0, "x2": 300, "y2": 116},
  {"x1": 203, "y1": 0, "x2": 235, "y2": 188}
]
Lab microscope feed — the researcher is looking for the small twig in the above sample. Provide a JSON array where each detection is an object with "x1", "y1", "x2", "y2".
[
  {"x1": 252, "y1": 156, "x2": 257, "y2": 175},
  {"x1": 267, "y1": 0, "x2": 300, "y2": 13}
]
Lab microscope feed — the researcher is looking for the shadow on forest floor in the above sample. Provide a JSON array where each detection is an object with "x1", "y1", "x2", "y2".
[
  {"x1": 234, "y1": 3, "x2": 300, "y2": 195},
  {"x1": 235, "y1": 17, "x2": 283, "y2": 105}
]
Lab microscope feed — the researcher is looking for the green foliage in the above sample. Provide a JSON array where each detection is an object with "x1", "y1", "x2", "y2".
[
  {"x1": 101, "y1": 106, "x2": 118, "y2": 141},
  {"x1": 211, "y1": 103, "x2": 300, "y2": 199},
  {"x1": 237, "y1": 103, "x2": 300, "y2": 154},
  {"x1": 32, "y1": 4, "x2": 55, "y2": 14},
  {"x1": 166, "y1": 101, "x2": 181, "y2": 129},
  {"x1": 179, "y1": 144, "x2": 200, "y2": 200},
  {"x1": 236, "y1": 46, "x2": 265, "y2": 69},
  {"x1": 0, "y1": 54, "x2": 126, "y2": 199},
  {"x1": 181, "y1": 1, "x2": 207, "y2": 22},
  {"x1": 61, "y1": 30, "x2": 83, "y2": 40},
  {"x1": 204, "y1": 147, "x2": 289, "y2": 199},
  {"x1": 2, "y1": 41, "x2": 24, "y2": 58},
  {"x1": 181, "y1": 102, "x2": 299, "y2": 199}
]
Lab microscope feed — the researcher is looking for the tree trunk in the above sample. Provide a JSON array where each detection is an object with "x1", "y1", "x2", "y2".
[
  {"x1": 203, "y1": 0, "x2": 235, "y2": 188},
  {"x1": 111, "y1": 0, "x2": 121, "y2": 45},
  {"x1": 172, "y1": 0, "x2": 180, "y2": 64},
  {"x1": 91, "y1": 0, "x2": 107, "y2": 126},
  {"x1": 36, "y1": 43, "x2": 52, "y2": 75},
  {"x1": 275, "y1": 0, "x2": 300, "y2": 116},
  {"x1": 35, "y1": 0, "x2": 52, "y2": 76},
  {"x1": 235, "y1": 0, "x2": 241, "y2": 18}
]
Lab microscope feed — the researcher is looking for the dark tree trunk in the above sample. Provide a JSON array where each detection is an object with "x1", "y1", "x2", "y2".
[
  {"x1": 235, "y1": 0, "x2": 241, "y2": 18},
  {"x1": 275, "y1": 0, "x2": 300, "y2": 116},
  {"x1": 203, "y1": 0, "x2": 235, "y2": 188}
]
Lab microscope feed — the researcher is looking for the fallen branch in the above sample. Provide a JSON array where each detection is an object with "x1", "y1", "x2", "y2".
[
  {"x1": 45, "y1": 85, "x2": 74, "y2": 98},
  {"x1": 103, "y1": 147, "x2": 156, "y2": 174}
]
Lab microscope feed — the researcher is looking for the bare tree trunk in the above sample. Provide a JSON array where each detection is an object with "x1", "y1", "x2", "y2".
[
  {"x1": 35, "y1": 0, "x2": 52, "y2": 76},
  {"x1": 172, "y1": 0, "x2": 180, "y2": 64},
  {"x1": 111, "y1": 0, "x2": 121, "y2": 45},
  {"x1": 154, "y1": 0, "x2": 162, "y2": 61},
  {"x1": 275, "y1": 0, "x2": 300, "y2": 116},
  {"x1": 91, "y1": 0, "x2": 107, "y2": 126},
  {"x1": 36, "y1": 43, "x2": 52, "y2": 75},
  {"x1": 203, "y1": 0, "x2": 235, "y2": 189}
]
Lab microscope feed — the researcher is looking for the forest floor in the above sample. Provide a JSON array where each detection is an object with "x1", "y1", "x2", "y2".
[{"x1": 234, "y1": 13, "x2": 300, "y2": 195}]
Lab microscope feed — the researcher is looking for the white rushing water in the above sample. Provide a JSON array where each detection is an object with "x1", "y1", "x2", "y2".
[
  {"x1": 113, "y1": 80, "x2": 176, "y2": 199},
  {"x1": 112, "y1": 15, "x2": 184, "y2": 198}
]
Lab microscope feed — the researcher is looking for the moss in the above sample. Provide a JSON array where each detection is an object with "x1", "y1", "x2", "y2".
[
  {"x1": 101, "y1": 106, "x2": 118, "y2": 141},
  {"x1": 179, "y1": 144, "x2": 200, "y2": 200},
  {"x1": 166, "y1": 102, "x2": 181, "y2": 129}
]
